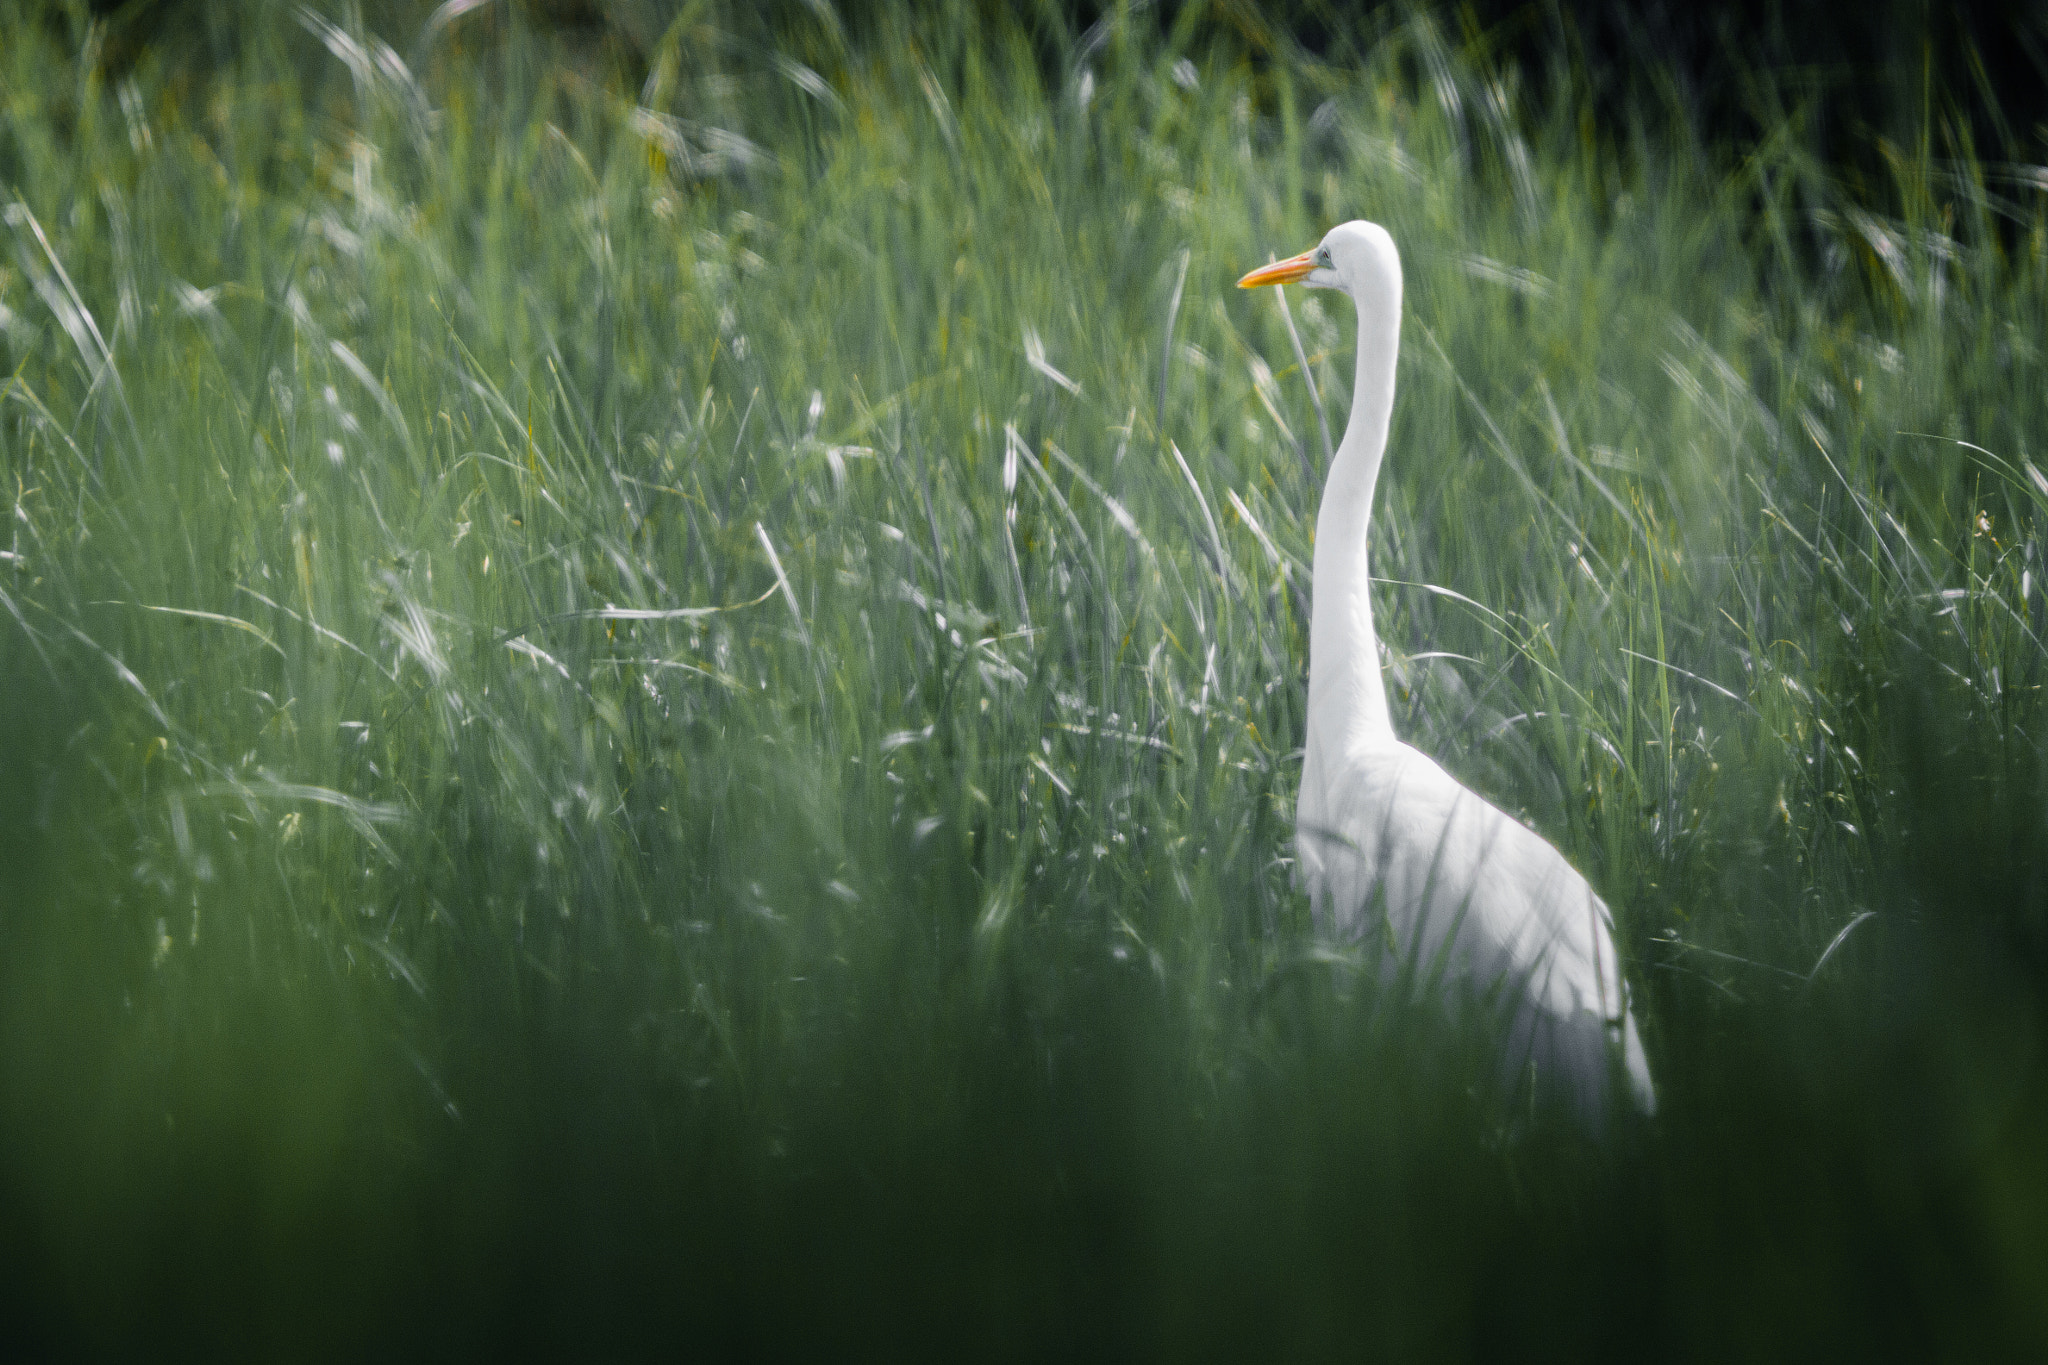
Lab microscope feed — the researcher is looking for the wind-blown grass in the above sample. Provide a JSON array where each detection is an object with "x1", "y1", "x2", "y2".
[{"x1": 2, "y1": 1, "x2": 2045, "y2": 1356}]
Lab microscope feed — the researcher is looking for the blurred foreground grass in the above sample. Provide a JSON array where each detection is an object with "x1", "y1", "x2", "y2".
[{"x1": 2, "y1": 1, "x2": 2046, "y2": 1356}]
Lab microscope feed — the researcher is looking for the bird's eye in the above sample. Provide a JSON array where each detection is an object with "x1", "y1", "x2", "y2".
[{"x1": 1316, "y1": 249, "x2": 1332, "y2": 268}]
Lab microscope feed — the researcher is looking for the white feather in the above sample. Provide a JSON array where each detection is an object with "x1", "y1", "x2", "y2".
[{"x1": 1245, "y1": 221, "x2": 1655, "y2": 1118}]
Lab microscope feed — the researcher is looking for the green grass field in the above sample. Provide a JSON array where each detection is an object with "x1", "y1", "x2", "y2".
[{"x1": 3, "y1": 1, "x2": 2046, "y2": 1356}]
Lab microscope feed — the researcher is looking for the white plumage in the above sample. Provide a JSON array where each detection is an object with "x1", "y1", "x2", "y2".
[{"x1": 1240, "y1": 222, "x2": 1655, "y2": 1116}]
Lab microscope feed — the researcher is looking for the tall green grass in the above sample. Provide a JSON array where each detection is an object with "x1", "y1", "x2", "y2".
[{"x1": 3, "y1": 1, "x2": 2045, "y2": 1356}]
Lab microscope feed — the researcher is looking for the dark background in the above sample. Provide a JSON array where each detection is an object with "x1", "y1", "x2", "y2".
[{"x1": 77, "y1": 0, "x2": 2048, "y2": 168}]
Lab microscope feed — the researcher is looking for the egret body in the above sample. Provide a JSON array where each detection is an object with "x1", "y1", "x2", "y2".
[{"x1": 1239, "y1": 223, "x2": 1655, "y2": 1116}]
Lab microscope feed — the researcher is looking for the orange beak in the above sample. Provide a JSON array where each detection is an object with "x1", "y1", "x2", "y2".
[{"x1": 1236, "y1": 249, "x2": 1317, "y2": 289}]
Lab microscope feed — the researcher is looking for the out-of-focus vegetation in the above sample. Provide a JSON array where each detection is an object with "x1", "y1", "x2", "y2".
[{"x1": 3, "y1": 0, "x2": 2045, "y2": 1356}]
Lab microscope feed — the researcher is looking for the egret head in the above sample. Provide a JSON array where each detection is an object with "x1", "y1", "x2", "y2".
[{"x1": 1237, "y1": 220, "x2": 1401, "y2": 312}]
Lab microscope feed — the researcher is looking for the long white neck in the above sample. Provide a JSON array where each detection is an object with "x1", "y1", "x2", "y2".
[{"x1": 1307, "y1": 288, "x2": 1401, "y2": 762}]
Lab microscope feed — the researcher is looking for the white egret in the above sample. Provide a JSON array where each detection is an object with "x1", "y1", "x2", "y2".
[{"x1": 1239, "y1": 222, "x2": 1655, "y2": 1117}]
